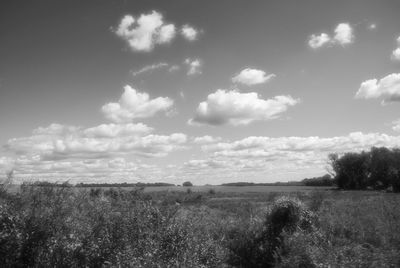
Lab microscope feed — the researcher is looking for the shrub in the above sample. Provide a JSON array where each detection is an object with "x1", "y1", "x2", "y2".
[{"x1": 226, "y1": 197, "x2": 316, "y2": 267}]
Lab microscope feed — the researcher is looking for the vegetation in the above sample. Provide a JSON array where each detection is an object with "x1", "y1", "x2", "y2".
[
  {"x1": 221, "y1": 181, "x2": 303, "y2": 186},
  {"x1": 302, "y1": 174, "x2": 335, "y2": 186},
  {"x1": 182, "y1": 181, "x2": 193, "y2": 187},
  {"x1": 329, "y1": 147, "x2": 400, "y2": 191},
  {"x1": 1, "y1": 184, "x2": 400, "y2": 267},
  {"x1": 76, "y1": 182, "x2": 175, "y2": 187}
]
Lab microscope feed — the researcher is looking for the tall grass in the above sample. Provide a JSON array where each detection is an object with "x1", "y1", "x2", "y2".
[{"x1": 1, "y1": 186, "x2": 399, "y2": 267}]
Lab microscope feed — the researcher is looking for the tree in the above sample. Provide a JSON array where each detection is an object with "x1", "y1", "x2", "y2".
[
  {"x1": 329, "y1": 151, "x2": 370, "y2": 190},
  {"x1": 182, "y1": 181, "x2": 193, "y2": 187},
  {"x1": 329, "y1": 147, "x2": 400, "y2": 192}
]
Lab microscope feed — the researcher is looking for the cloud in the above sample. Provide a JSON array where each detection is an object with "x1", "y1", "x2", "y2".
[
  {"x1": 333, "y1": 23, "x2": 354, "y2": 45},
  {"x1": 51, "y1": 133, "x2": 187, "y2": 159},
  {"x1": 102, "y1": 85, "x2": 174, "y2": 123},
  {"x1": 308, "y1": 33, "x2": 331, "y2": 49},
  {"x1": 0, "y1": 155, "x2": 167, "y2": 184},
  {"x1": 355, "y1": 73, "x2": 400, "y2": 103},
  {"x1": 168, "y1": 65, "x2": 180, "y2": 72},
  {"x1": 232, "y1": 68, "x2": 276, "y2": 86},
  {"x1": 203, "y1": 132, "x2": 399, "y2": 155},
  {"x1": 181, "y1": 25, "x2": 199, "y2": 41},
  {"x1": 114, "y1": 11, "x2": 200, "y2": 52},
  {"x1": 391, "y1": 36, "x2": 400, "y2": 61},
  {"x1": 308, "y1": 23, "x2": 354, "y2": 49},
  {"x1": 114, "y1": 11, "x2": 176, "y2": 52},
  {"x1": 189, "y1": 89, "x2": 299, "y2": 126},
  {"x1": 83, "y1": 123, "x2": 153, "y2": 138},
  {"x1": 193, "y1": 135, "x2": 222, "y2": 144},
  {"x1": 392, "y1": 119, "x2": 400, "y2": 132},
  {"x1": 184, "y1": 58, "x2": 202, "y2": 76},
  {"x1": 5, "y1": 122, "x2": 187, "y2": 161},
  {"x1": 158, "y1": 24, "x2": 176, "y2": 43},
  {"x1": 131, "y1": 62, "x2": 169, "y2": 76},
  {"x1": 176, "y1": 131, "x2": 400, "y2": 184}
]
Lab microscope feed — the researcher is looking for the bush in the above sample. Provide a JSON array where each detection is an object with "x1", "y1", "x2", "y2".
[
  {"x1": 226, "y1": 197, "x2": 316, "y2": 267},
  {"x1": 183, "y1": 181, "x2": 193, "y2": 187}
]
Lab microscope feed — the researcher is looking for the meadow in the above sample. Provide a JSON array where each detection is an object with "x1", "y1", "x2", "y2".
[{"x1": 1, "y1": 184, "x2": 399, "y2": 267}]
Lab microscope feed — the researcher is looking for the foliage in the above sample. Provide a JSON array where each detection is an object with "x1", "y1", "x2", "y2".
[
  {"x1": 302, "y1": 174, "x2": 334, "y2": 186},
  {"x1": 226, "y1": 197, "x2": 317, "y2": 268},
  {"x1": 183, "y1": 181, "x2": 193, "y2": 187},
  {"x1": 1, "y1": 185, "x2": 400, "y2": 267},
  {"x1": 329, "y1": 147, "x2": 400, "y2": 191},
  {"x1": 0, "y1": 186, "x2": 223, "y2": 267}
]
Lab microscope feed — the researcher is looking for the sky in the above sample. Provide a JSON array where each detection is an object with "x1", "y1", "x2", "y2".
[{"x1": 1, "y1": 0, "x2": 400, "y2": 185}]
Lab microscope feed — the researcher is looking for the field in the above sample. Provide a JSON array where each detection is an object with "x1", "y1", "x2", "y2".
[
  {"x1": 1, "y1": 185, "x2": 400, "y2": 267},
  {"x1": 77, "y1": 185, "x2": 332, "y2": 193}
]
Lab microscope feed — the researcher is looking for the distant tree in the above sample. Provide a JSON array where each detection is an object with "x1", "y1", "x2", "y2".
[
  {"x1": 302, "y1": 174, "x2": 334, "y2": 186},
  {"x1": 182, "y1": 181, "x2": 193, "y2": 187}
]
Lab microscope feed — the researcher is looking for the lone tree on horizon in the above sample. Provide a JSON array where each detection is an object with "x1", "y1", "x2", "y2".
[{"x1": 182, "y1": 181, "x2": 193, "y2": 187}]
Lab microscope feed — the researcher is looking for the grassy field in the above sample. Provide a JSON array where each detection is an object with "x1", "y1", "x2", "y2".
[{"x1": 1, "y1": 185, "x2": 399, "y2": 267}]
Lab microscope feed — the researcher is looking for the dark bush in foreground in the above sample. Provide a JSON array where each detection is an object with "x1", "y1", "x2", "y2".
[{"x1": 226, "y1": 197, "x2": 316, "y2": 268}]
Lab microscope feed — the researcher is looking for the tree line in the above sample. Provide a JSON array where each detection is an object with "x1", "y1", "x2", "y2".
[{"x1": 329, "y1": 147, "x2": 400, "y2": 192}]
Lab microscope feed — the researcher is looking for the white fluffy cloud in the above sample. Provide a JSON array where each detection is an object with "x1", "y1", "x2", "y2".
[
  {"x1": 114, "y1": 11, "x2": 200, "y2": 52},
  {"x1": 203, "y1": 132, "x2": 399, "y2": 156},
  {"x1": 5, "y1": 123, "x2": 187, "y2": 160},
  {"x1": 232, "y1": 68, "x2": 276, "y2": 86},
  {"x1": 181, "y1": 25, "x2": 199, "y2": 41},
  {"x1": 51, "y1": 133, "x2": 187, "y2": 159},
  {"x1": 308, "y1": 23, "x2": 354, "y2": 49},
  {"x1": 102, "y1": 85, "x2": 173, "y2": 123},
  {"x1": 189, "y1": 89, "x2": 299, "y2": 126},
  {"x1": 0, "y1": 155, "x2": 167, "y2": 184},
  {"x1": 184, "y1": 58, "x2": 202, "y2": 76},
  {"x1": 355, "y1": 73, "x2": 400, "y2": 103},
  {"x1": 308, "y1": 33, "x2": 331, "y2": 49},
  {"x1": 177, "y1": 132, "x2": 400, "y2": 184},
  {"x1": 391, "y1": 36, "x2": 400, "y2": 61},
  {"x1": 115, "y1": 11, "x2": 176, "y2": 52},
  {"x1": 193, "y1": 135, "x2": 222, "y2": 144},
  {"x1": 83, "y1": 123, "x2": 153, "y2": 138},
  {"x1": 392, "y1": 119, "x2": 400, "y2": 132},
  {"x1": 333, "y1": 23, "x2": 354, "y2": 45}
]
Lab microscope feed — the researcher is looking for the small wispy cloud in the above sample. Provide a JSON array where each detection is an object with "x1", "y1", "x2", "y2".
[
  {"x1": 391, "y1": 36, "x2": 400, "y2": 61},
  {"x1": 131, "y1": 62, "x2": 169, "y2": 76},
  {"x1": 181, "y1": 25, "x2": 199, "y2": 41},
  {"x1": 232, "y1": 68, "x2": 275, "y2": 86},
  {"x1": 184, "y1": 58, "x2": 202, "y2": 76}
]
